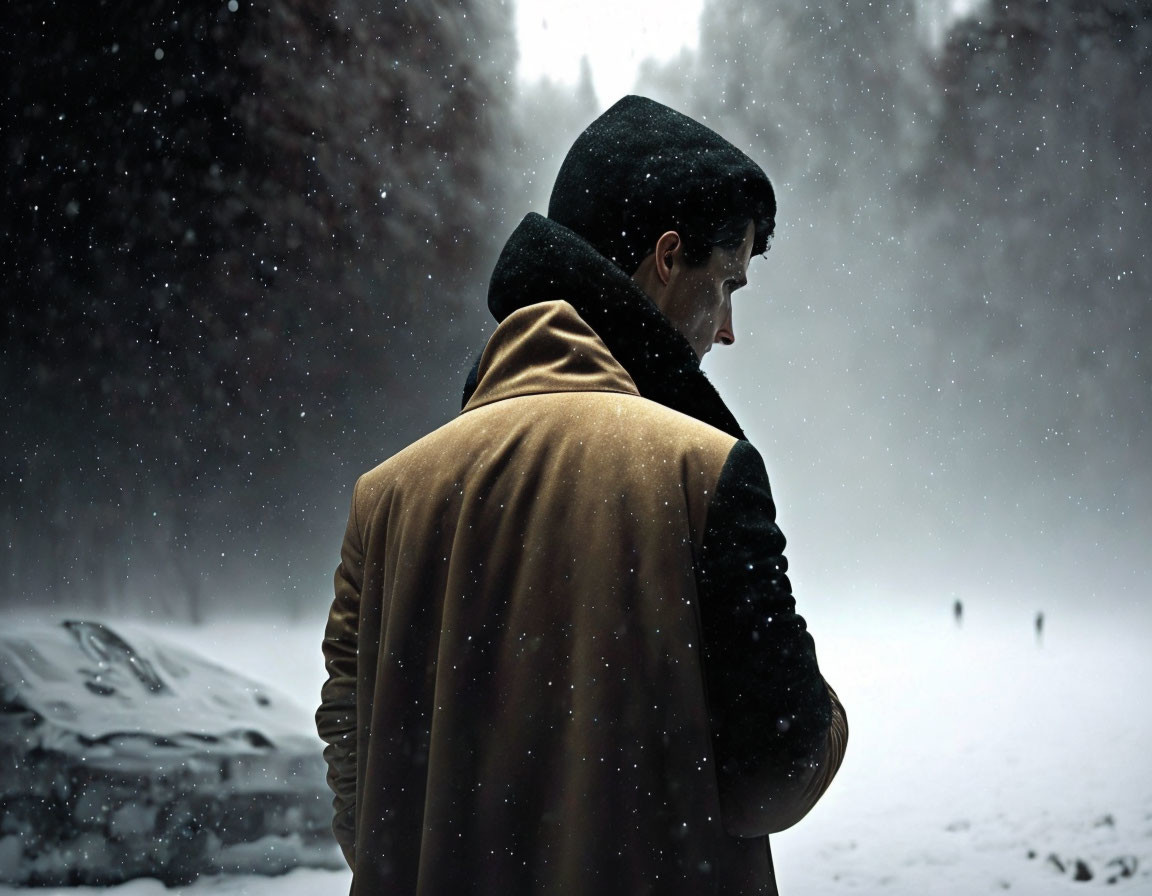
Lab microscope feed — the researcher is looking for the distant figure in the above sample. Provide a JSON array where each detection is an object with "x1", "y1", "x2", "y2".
[
  {"x1": 953, "y1": 599, "x2": 964, "y2": 627},
  {"x1": 1035, "y1": 611, "x2": 1045, "y2": 645}
]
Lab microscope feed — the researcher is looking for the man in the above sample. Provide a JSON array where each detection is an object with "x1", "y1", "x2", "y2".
[{"x1": 316, "y1": 95, "x2": 847, "y2": 895}]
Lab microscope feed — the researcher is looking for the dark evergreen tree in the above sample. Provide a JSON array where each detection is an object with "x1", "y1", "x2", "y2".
[
  {"x1": 917, "y1": 0, "x2": 1151, "y2": 471},
  {"x1": 1, "y1": 0, "x2": 516, "y2": 617}
]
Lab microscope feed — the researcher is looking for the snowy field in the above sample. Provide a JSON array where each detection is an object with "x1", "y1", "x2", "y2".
[{"x1": 2, "y1": 597, "x2": 1149, "y2": 895}]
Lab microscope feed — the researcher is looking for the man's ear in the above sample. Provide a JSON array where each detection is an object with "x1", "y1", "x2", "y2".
[{"x1": 654, "y1": 231, "x2": 682, "y2": 285}]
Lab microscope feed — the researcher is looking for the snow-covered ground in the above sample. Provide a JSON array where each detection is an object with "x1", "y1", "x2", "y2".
[
  {"x1": 2, "y1": 598, "x2": 1148, "y2": 894},
  {"x1": 775, "y1": 599, "x2": 1152, "y2": 894}
]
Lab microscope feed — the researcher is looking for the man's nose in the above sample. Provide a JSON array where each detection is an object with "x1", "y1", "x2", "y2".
[{"x1": 715, "y1": 310, "x2": 735, "y2": 346}]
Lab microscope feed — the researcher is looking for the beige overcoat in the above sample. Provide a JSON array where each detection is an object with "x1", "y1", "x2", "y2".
[{"x1": 317, "y1": 299, "x2": 845, "y2": 895}]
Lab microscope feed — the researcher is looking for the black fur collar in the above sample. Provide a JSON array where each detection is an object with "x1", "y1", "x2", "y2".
[{"x1": 463, "y1": 212, "x2": 746, "y2": 441}]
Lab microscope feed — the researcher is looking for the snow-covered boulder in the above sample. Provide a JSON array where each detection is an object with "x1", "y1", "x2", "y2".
[{"x1": 0, "y1": 620, "x2": 342, "y2": 885}]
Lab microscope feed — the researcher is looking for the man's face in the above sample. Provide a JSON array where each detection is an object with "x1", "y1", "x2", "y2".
[{"x1": 648, "y1": 220, "x2": 756, "y2": 361}]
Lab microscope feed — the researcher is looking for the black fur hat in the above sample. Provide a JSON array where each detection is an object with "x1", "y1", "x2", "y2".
[{"x1": 547, "y1": 95, "x2": 775, "y2": 275}]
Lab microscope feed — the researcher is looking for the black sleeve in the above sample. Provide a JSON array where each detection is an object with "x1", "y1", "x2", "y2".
[{"x1": 697, "y1": 440, "x2": 833, "y2": 791}]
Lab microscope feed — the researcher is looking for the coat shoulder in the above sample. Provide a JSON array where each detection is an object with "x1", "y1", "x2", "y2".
[
  {"x1": 370, "y1": 390, "x2": 739, "y2": 485},
  {"x1": 355, "y1": 390, "x2": 741, "y2": 548}
]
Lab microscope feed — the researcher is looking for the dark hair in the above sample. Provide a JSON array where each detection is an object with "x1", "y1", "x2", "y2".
[
  {"x1": 548, "y1": 96, "x2": 776, "y2": 275},
  {"x1": 643, "y1": 184, "x2": 774, "y2": 271}
]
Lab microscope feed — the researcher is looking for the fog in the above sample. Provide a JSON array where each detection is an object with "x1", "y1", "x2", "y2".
[
  {"x1": 681, "y1": 0, "x2": 1152, "y2": 621},
  {"x1": 3, "y1": 0, "x2": 1149, "y2": 630},
  {"x1": 2, "y1": 0, "x2": 1150, "y2": 891}
]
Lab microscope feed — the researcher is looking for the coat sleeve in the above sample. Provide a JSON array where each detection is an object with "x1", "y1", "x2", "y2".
[
  {"x1": 315, "y1": 477, "x2": 365, "y2": 868},
  {"x1": 696, "y1": 440, "x2": 848, "y2": 837}
]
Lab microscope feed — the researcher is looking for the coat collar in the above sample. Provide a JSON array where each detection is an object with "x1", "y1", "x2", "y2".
[
  {"x1": 462, "y1": 300, "x2": 639, "y2": 412},
  {"x1": 463, "y1": 213, "x2": 746, "y2": 440}
]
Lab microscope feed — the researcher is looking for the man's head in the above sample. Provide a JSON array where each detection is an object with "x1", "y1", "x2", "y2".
[
  {"x1": 631, "y1": 219, "x2": 755, "y2": 359},
  {"x1": 547, "y1": 95, "x2": 774, "y2": 359}
]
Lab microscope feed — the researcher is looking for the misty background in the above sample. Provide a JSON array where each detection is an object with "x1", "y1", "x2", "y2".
[{"x1": 2, "y1": 0, "x2": 1149, "y2": 629}]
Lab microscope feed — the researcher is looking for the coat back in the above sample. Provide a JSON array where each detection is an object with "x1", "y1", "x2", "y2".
[{"x1": 325, "y1": 301, "x2": 781, "y2": 893}]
